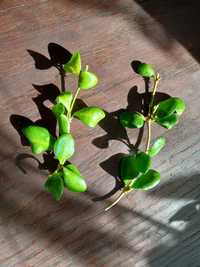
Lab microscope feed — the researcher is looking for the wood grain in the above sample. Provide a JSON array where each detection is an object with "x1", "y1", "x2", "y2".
[{"x1": 0, "y1": 0, "x2": 200, "y2": 266}]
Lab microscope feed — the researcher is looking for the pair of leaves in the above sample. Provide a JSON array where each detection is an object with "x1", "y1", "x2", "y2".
[
  {"x1": 63, "y1": 51, "x2": 98, "y2": 90},
  {"x1": 120, "y1": 152, "x2": 151, "y2": 181},
  {"x1": 119, "y1": 111, "x2": 145, "y2": 128},
  {"x1": 22, "y1": 126, "x2": 54, "y2": 154},
  {"x1": 153, "y1": 97, "x2": 185, "y2": 129},
  {"x1": 53, "y1": 99, "x2": 105, "y2": 129},
  {"x1": 23, "y1": 126, "x2": 75, "y2": 165},
  {"x1": 120, "y1": 152, "x2": 160, "y2": 190},
  {"x1": 74, "y1": 106, "x2": 105, "y2": 128},
  {"x1": 53, "y1": 92, "x2": 73, "y2": 134},
  {"x1": 45, "y1": 163, "x2": 87, "y2": 200}
]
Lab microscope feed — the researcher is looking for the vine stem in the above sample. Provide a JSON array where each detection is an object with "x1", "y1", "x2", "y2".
[
  {"x1": 104, "y1": 73, "x2": 160, "y2": 212},
  {"x1": 145, "y1": 119, "x2": 151, "y2": 152},
  {"x1": 67, "y1": 65, "x2": 88, "y2": 119},
  {"x1": 105, "y1": 191, "x2": 126, "y2": 211},
  {"x1": 69, "y1": 87, "x2": 81, "y2": 117}
]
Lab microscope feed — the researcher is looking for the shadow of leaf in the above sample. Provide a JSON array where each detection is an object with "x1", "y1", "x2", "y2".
[
  {"x1": 48, "y1": 42, "x2": 72, "y2": 65},
  {"x1": 27, "y1": 49, "x2": 52, "y2": 70}
]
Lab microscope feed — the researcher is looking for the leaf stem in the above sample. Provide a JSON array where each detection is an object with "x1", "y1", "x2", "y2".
[
  {"x1": 145, "y1": 73, "x2": 160, "y2": 152},
  {"x1": 68, "y1": 87, "x2": 81, "y2": 119},
  {"x1": 105, "y1": 191, "x2": 126, "y2": 211},
  {"x1": 148, "y1": 73, "x2": 160, "y2": 115},
  {"x1": 145, "y1": 119, "x2": 151, "y2": 152}
]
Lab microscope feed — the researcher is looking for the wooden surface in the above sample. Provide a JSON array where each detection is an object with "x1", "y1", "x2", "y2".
[{"x1": 0, "y1": 0, "x2": 200, "y2": 266}]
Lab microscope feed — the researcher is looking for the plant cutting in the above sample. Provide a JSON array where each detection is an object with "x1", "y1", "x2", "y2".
[
  {"x1": 105, "y1": 62, "x2": 186, "y2": 211},
  {"x1": 22, "y1": 49, "x2": 105, "y2": 200}
]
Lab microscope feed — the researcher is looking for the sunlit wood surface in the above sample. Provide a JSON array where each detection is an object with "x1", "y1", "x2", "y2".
[{"x1": 0, "y1": 1, "x2": 200, "y2": 266}]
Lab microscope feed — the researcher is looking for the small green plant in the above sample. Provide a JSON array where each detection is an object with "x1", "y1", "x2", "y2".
[
  {"x1": 23, "y1": 51, "x2": 105, "y2": 200},
  {"x1": 105, "y1": 62, "x2": 186, "y2": 211}
]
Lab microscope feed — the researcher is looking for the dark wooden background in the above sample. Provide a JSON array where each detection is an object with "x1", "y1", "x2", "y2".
[{"x1": 0, "y1": 0, "x2": 200, "y2": 266}]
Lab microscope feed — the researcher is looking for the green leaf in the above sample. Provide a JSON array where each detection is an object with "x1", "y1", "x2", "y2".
[
  {"x1": 148, "y1": 137, "x2": 166, "y2": 157},
  {"x1": 120, "y1": 155, "x2": 140, "y2": 180},
  {"x1": 52, "y1": 103, "x2": 65, "y2": 119},
  {"x1": 65, "y1": 163, "x2": 81, "y2": 176},
  {"x1": 63, "y1": 51, "x2": 81, "y2": 75},
  {"x1": 154, "y1": 97, "x2": 185, "y2": 119},
  {"x1": 78, "y1": 70, "x2": 98, "y2": 90},
  {"x1": 137, "y1": 63, "x2": 155, "y2": 78},
  {"x1": 56, "y1": 91, "x2": 73, "y2": 112},
  {"x1": 44, "y1": 172, "x2": 64, "y2": 200},
  {"x1": 54, "y1": 134, "x2": 75, "y2": 164},
  {"x1": 22, "y1": 126, "x2": 53, "y2": 154},
  {"x1": 119, "y1": 111, "x2": 145, "y2": 128},
  {"x1": 63, "y1": 164, "x2": 87, "y2": 192},
  {"x1": 74, "y1": 106, "x2": 105, "y2": 127},
  {"x1": 58, "y1": 114, "x2": 70, "y2": 135},
  {"x1": 156, "y1": 114, "x2": 179, "y2": 129},
  {"x1": 135, "y1": 152, "x2": 151, "y2": 173},
  {"x1": 132, "y1": 169, "x2": 160, "y2": 190}
]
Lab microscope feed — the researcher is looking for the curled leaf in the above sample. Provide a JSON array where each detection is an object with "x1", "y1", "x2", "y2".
[
  {"x1": 148, "y1": 137, "x2": 166, "y2": 157},
  {"x1": 132, "y1": 169, "x2": 160, "y2": 190},
  {"x1": 22, "y1": 126, "x2": 53, "y2": 154},
  {"x1": 119, "y1": 111, "x2": 145, "y2": 128},
  {"x1": 63, "y1": 164, "x2": 87, "y2": 192},
  {"x1": 78, "y1": 70, "x2": 98, "y2": 90},
  {"x1": 74, "y1": 106, "x2": 105, "y2": 127},
  {"x1": 56, "y1": 91, "x2": 73, "y2": 112},
  {"x1": 63, "y1": 51, "x2": 81, "y2": 75},
  {"x1": 44, "y1": 172, "x2": 64, "y2": 200},
  {"x1": 54, "y1": 133, "x2": 75, "y2": 164},
  {"x1": 137, "y1": 63, "x2": 155, "y2": 78}
]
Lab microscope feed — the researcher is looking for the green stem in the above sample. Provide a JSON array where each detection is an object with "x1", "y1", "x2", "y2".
[
  {"x1": 105, "y1": 190, "x2": 126, "y2": 212},
  {"x1": 148, "y1": 73, "x2": 160, "y2": 116},
  {"x1": 104, "y1": 73, "x2": 160, "y2": 211},
  {"x1": 68, "y1": 87, "x2": 81, "y2": 119},
  {"x1": 145, "y1": 119, "x2": 151, "y2": 152}
]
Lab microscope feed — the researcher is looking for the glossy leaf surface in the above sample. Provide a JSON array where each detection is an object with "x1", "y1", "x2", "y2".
[
  {"x1": 135, "y1": 152, "x2": 151, "y2": 173},
  {"x1": 137, "y1": 63, "x2": 155, "y2": 78},
  {"x1": 58, "y1": 114, "x2": 70, "y2": 135},
  {"x1": 74, "y1": 107, "x2": 105, "y2": 127},
  {"x1": 120, "y1": 155, "x2": 139, "y2": 180},
  {"x1": 52, "y1": 103, "x2": 65, "y2": 119},
  {"x1": 148, "y1": 137, "x2": 166, "y2": 157},
  {"x1": 54, "y1": 134, "x2": 75, "y2": 164},
  {"x1": 56, "y1": 91, "x2": 73, "y2": 112},
  {"x1": 78, "y1": 70, "x2": 98, "y2": 90},
  {"x1": 44, "y1": 172, "x2": 64, "y2": 200},
  {"x1": 22, "y1": 126, "x2": 52, "y2": 154},
  {"x1": 156, "y1": 114, "x2": 179, "y2": 129},
  {"x1": 63, "y1": 164, "x2": 87, "y2": 192},
  {"x1": 154, "y1": 97, "x2": 185, "y2": 119},
  {"x1": 132, "y1": 169, "x2": 160, "y2": 190},
  {"x1": 119, "y1": 111, "x2": 145, "y2": 128},
  {"x1": 63, "y1": 52, "x2": 81, "y2": 75}
]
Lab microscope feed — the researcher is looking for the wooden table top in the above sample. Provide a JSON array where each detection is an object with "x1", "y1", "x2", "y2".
[{"x1": 0, "y1": 1, "x2": 200, "y2": 266}]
